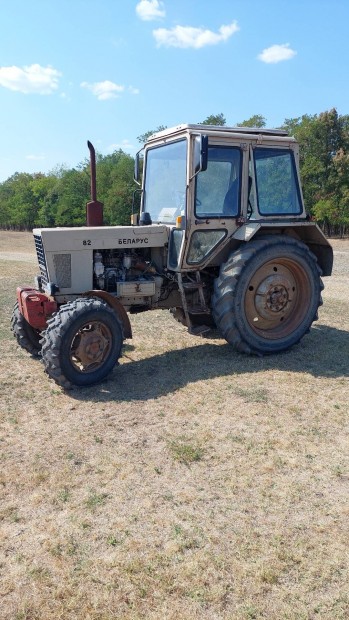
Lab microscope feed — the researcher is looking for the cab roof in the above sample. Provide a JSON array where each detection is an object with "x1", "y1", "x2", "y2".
[{"x1": 146, "y1": 123, "x2": 290, "y2": 144}]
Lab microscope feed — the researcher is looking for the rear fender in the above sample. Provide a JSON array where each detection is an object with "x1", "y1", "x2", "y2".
[{"x1": 232, "y1": 222, "x2": 333, "y2": 276}]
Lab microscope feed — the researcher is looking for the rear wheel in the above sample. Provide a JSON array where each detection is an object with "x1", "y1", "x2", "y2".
[
  {"x1": 11, "y1": 302, "x2": 41, "y2": 357},
  {"x1": 41, "y1": 297, "x2": 124, "y2": 388},
  {"x1": 212, "y1": 236, "x2": 324, "y2": 354}
]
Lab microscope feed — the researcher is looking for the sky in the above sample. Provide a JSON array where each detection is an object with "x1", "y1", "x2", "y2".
[{"x1": 0, "y1": 0, "x2": 348, "y2": 182}]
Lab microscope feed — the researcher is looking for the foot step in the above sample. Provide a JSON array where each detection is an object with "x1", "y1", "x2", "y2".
[{"x1": 189, "y1": 325, "x2": 211, "y2": 336}]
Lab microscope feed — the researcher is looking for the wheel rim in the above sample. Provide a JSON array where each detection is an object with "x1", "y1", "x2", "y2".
[
  {"x1": 70, "y1": 320, "x2": 112, "y2": 373},
  {"x1": 244, "y1": 258, "x2": 310, "y2": 339}
]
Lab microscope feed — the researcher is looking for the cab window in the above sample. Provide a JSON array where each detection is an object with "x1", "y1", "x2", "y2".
[
  {"x1": 195, "y1": 146, "x2": 242, "y2": 218},
  {"x1": 254, "y1": 148, "x2": 302, "y2": 215}
]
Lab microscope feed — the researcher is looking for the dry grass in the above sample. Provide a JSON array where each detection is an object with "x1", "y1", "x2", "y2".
[{"x1": 1, "y1": 231, "x2": 349, "y2": 620}]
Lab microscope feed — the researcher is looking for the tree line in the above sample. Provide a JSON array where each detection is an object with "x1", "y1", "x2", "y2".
[
  {"x1": 1, "y1": 108, "x2": 348, "y2": 236},
  {"x1": 0, "y1": 150, "x2": 136, "y2": 230}
]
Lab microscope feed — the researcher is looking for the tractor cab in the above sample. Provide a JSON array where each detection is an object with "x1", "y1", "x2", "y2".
[{"x1": 136, "y1": 124, "x2": 308, "y2": 272}]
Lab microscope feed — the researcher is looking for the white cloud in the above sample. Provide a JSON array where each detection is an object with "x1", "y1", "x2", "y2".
[
  {"x1": 0, "y1": 64, "x2": 61, "y2": 94},
  {"x1": 26, "y1": 154, "x2": 46, "y2": 161},
  {"x1": 136, "y1": 0, "x2": 165, "y2": 21},
  {"x1": 258, "y1": 43, "x2": 297, "y2": 64},
  {"x1": 128, "y1": 85, "x2": 140, "y2": 95},
  {"x1": 109, "y1": 140, "x2": 135, "y2": 151},
  {"x1": 81, "y1": 80, "x2": 125, "y2": 100},
  {"x1": 153, "y1": 21, "x2": 239, "y2": 49}
]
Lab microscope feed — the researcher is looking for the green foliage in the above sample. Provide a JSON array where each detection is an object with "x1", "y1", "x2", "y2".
[
  {"x1": 237, "y1": 114, "x2": 266, "y2": 128},
  {"x1": 137, "y1": 125, "x2": 167, "y2": 144},
  {"x1": 31, "y1": 174, "x2": 58, "y2": 227},
  {"x1": 200, "y1": 113, "x2": 226, "y2": 126},
  {"x1": 282, "y1": 108, "x2": 349, "y2": 234},
  {"x1": 0, "y1": 149, "x2": 136, "y2": 230},
  {"x1": 1, "y1": 109, "x2": 349, "y2": 234},
  {"x1": 97, "y1": 150, "x2": 136, "y2": 225},
  {"x1": 0, "y1": 181, "x2": 13, "y2": 228},
  {"x1": 0, "y1": 173, "x2": 40, "y2": 230},
  {"x1": 54, "y1": 168, "x2": 89, "y2": 226}
]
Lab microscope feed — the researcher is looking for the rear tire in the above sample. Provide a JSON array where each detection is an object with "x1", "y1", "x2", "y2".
[
  {"x1": 212, "y1": 236, "x2": 324, "y2": 354},
  {"x1": 11, "y1": 302, "x2": 41, "y2": 357},
  {"x1": 41, "y1": 297, "x2": 124, "y2": 388}
]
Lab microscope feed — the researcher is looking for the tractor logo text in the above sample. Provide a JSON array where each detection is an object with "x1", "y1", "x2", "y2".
[{"x1": 118, "y1": 238, "x2": 149, "y2": 245}]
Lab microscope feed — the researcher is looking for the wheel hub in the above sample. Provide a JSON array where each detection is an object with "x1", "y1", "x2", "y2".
[
  {"x1": 266, "y1": 284, "x2": 289, "y2": 312},
  {"x1": 244, "y1": 260, "x2": 308, "y2": 334},
  {"x1": 253, "y1": 272, "x2": 294, "y2": 321},
  {"x1": 72, "y1": 322, "x2": 111, "y2": 371}
]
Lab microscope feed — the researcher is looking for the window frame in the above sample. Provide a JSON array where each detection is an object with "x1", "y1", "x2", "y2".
[
  {"x1": 142, "y1": 138, "x2": 188, "y2": 224},
  {"x1": 186, "y1": 229, "x2": 228, "y2": 265},
  {"x1": 194, "y1": 144, "x2": 243, "y2": 219},
  {"x1": 253, "y1": 147, "x2": 303, "y2": 217}
]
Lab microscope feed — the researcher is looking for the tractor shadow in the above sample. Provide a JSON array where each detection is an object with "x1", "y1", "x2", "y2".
[{"x1": 69, "y1": 324, "x2": 349, "y2": 403}]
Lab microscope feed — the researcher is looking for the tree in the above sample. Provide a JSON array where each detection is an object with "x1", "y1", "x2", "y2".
[
  {"x1": 31, "y1": 173, "x2": 59, "y2": 227},
  {"x1": 96, "y1": 150, "x2": 136, "y2": 225},
  {"x1": 236, "y1": 114, "x2": 266, "y2": 128},
  {"x1": 200, "y1": 113, "x2": 226, "y2": 126},
  {"x1": 54, "y1": 168, "x2": 90, "y2": 226},
  {"x1": 0, "y1": 179, "x2": 14, "y2": 228},
  {"x1": 282, "y1": 108, "x2": 349, "y2": 232},
  {"x1": 1, "y1": 172, "x2": 40, "y2": 230},
  {"x1": 137, "y1": 125, "x2": 167, "y2": 144},
  {"x1": 1, "y1": 108, "x2": 349, "y2": 235}
]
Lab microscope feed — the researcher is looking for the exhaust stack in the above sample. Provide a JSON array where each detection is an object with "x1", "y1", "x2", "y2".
[{"x1": 86, "y1": 140, "x2": 104, "y2": 226}]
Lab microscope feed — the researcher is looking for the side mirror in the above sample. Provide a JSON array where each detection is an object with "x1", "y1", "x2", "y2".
[
  {"x1": 134, "y1": 149, "x2": 143, "y2": 185},
  {"x1": 194, "y1": 135, "x2": 208, "y2": 175},
  {"x1": 200, "y1": 135, "x2": 208, "y2": 172},
  {"x1": 134, "y1": 153, "x2": 140, "y2": 185}
]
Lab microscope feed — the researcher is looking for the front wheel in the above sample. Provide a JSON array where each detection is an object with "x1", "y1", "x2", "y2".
[
  {"x1": 41, "y1": 298, "x2": 124, "y2": 388},
  {"x1": 212, "y1": 236, "x2": 324, "y2": 355},
  {"x1": 11, "y1": 302, "x2": 42, "y2": 357}
]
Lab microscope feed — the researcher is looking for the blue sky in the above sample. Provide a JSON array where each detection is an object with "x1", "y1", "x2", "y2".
[{"x1": 0, "y1": 0, "x2": 348, "y2": 182}]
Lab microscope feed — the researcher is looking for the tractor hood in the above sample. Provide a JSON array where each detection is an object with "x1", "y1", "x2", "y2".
[{"x1": 33, "y1": 224, "x2": 170, "y2": 253}]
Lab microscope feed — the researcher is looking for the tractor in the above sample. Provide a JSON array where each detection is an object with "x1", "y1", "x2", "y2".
[{"x1": 11, "y1": 124, "x2": 333, "y2": 388}]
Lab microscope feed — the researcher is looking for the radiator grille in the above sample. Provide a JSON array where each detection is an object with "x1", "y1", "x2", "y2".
[
  {"x1": 34, "y1": 234, "x2": 48, "y2": 285},
  {"x1": 53, "y1": 254, "x2": 72, "y2": 288}
]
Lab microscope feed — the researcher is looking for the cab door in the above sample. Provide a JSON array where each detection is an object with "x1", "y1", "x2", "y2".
[{"x1": 180, "y1": 139, "x2": 249, "y2": 269}]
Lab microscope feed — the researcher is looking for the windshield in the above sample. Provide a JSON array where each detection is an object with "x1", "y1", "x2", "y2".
[{"x1": 143, "y1": 139, "x2": 187, "y2": 224}]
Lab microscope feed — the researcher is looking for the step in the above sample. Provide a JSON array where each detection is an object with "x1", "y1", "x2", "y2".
[{"x1": 189, "y1": 324, "x2": 212, "y2": 336}]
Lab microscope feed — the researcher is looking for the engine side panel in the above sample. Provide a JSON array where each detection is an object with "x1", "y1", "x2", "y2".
[{"x1": 34, "y1": 225, "x2": 169, "y2": 297}]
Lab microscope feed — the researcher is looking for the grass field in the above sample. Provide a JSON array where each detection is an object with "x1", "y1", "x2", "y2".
[{"x1": 0, "y1": 231, "x2": 348, "y2": 620}]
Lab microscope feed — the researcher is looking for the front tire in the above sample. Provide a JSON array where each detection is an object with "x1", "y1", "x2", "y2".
[
  {"x1": 11, "y1": 302, "x2": 42, "y2": 357},
  {"x1": 212, "y1": 236, "x2": 324, "y2": 355},
  {"x1": 41, "y1": 298, "x2": 124, "y2": 388}
]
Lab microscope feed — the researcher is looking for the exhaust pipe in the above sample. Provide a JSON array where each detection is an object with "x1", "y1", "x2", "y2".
[{"x1": 86, "y1": 140, "x2": 104, "y2": 226}]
